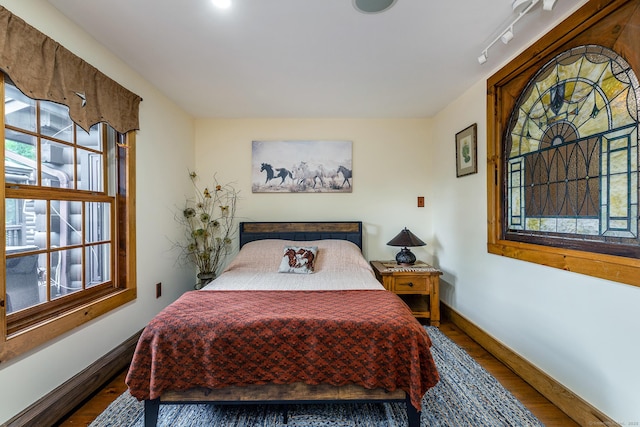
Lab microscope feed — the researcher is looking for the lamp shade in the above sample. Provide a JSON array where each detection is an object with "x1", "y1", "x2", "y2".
[
  {"x1": 386, "y1": 228, "x2": 426, "y2": 248},
  {"x1": 386, "y1": 228, "x2": 426, "y2": 265}
]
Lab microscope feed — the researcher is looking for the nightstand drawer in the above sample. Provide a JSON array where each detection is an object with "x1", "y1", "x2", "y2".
[{"x1": 394, "y1": 276, "x2": 430, "y2": 292}]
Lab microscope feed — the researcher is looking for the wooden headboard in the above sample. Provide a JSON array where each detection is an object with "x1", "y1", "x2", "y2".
[{"x1": 239, "y1": 221, "x2": 363, "y2": 250}]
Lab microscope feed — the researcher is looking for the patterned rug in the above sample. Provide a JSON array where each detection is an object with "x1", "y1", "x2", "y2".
[{"x1": 90, "y1": 327, "x2": 543, "y2": 426}]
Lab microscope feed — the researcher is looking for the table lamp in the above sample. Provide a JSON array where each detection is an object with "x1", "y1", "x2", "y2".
[{"x1": 386, "y1": 227, "x2": 426, "y2": 265}]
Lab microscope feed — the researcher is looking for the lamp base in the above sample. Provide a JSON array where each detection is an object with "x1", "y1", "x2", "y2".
[{"x1": 395, "y1": 247, "x2": 416, "y2": 265}]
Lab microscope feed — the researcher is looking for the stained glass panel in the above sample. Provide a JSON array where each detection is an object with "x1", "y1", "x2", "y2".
[{"x1": 505, "y1": 45, "x2": 640, "y2": 255}]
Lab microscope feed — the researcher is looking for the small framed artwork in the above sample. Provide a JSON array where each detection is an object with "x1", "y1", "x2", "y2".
[{"x1": 455, "y1": 123, "x2": 477, "y2": 177}]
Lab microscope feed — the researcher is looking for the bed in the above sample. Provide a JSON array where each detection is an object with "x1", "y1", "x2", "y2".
[{"x1": 126, "y1": 221, "x2": 439, "y2": 427}]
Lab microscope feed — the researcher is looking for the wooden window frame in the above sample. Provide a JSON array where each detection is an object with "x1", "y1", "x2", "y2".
[
  {"x1": 487, "y1": 0, "x2": 640, "y2": 288},
  {"x1": 1, "y1": 80, "x2": 137, "y2": 363}
]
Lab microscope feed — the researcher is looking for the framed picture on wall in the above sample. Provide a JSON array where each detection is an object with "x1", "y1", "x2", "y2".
[
  {"x1": 455, "y1": 124, "x2": 478, "y2": 177},
  {"x1": 251, "y1": 140, "x2": 353, "y2": 193}
]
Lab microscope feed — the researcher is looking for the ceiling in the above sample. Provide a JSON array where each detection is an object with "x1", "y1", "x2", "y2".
[{"x1": 47, "y1": 0, "x2": 580, "y2": 119}]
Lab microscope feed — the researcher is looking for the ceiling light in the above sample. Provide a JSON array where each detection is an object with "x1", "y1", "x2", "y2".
[
  {"x1": 211, "y1": 0, "x2": 231, "y2": 9},
  {"x1": 500, "y1": 27, "x2": 513, "y2": 44},
  {"x1": 353, "y1": 0, "x2": 398, "y2": 14},
  {"x1": 512, "y1": 0, "x2": 531, "y2": 13},
  {"x1": 501, "y1": 27, "x2": 514, "y2": 44},
  {"x1": 478, "y1": 0, "x2": 556, "y2": 65}
]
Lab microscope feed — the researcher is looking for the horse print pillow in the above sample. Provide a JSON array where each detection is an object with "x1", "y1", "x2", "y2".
[{"x1": 278, "y1": 246, "x2": 318, "y2": 274}]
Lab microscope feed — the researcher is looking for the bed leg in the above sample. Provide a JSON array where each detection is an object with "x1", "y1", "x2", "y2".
[
  {"x1": 144, "y1": 398, "x2": 160, "y2": 427},
  {"x1": 405, "y1": 396, "x2": 420, "y2": 427}
]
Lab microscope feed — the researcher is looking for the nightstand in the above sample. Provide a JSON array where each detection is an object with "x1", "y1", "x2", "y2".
[{"x1": 370, "y1": 260, "x2": 442, "y2": 326}]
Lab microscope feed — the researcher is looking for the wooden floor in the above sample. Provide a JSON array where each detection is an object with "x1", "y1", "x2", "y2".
[{"x1": 56, "y1": 319, "x2": 579, "y2": 426}]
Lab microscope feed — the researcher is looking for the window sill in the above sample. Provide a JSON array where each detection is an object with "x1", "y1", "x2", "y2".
[
  {"x1": 1, "y1": 287, "x2": 136, "y2": 364},
  {"x1": 488, "y1": 240, "x2": 640, "y2": 288}
]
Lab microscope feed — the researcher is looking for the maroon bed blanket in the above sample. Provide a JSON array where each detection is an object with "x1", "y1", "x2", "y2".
[{"x1": 126, "y1": 289, "x2": 439, "y2": 410}]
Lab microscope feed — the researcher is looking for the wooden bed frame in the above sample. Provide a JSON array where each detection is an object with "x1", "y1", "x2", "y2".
[{"x1": 143, "y1": 221, "x2": 421, "y2": 427}]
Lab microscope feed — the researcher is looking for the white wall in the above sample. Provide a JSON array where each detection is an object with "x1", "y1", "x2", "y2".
[
  {"x1": 194, "y1": 118, "x2": 436, "y2": 263},
  {"x1": 2, "y1": 0, "x2": 638, "y2": 424},
  {"x1": 430, "y1": 64, "x2": 640, "y2": 425},
  {"x1": 0, "y1": 1, "x2": 196, "y2": 423}
]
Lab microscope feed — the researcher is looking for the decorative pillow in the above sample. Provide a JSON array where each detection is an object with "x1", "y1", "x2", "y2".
[{"x1": 278, "y1": 246, "x2": 318, "y2": 274}]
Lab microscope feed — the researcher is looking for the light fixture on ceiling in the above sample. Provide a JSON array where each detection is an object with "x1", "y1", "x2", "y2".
[
  {"x1": 211, "y1": 0, "x2": 231, "y2": 9},
  {"x1": 501, "y1": 27, "x2": 514, "y2": 44},
  {"x1": 353, "y1": 0, "x2": 398, "y2": 14},
  {"x1": 511, "y1": 0, "x2": 531, "y2": 13},
  {"x1": 477, "y1": 0, "x2": 555, "y2": 65}
]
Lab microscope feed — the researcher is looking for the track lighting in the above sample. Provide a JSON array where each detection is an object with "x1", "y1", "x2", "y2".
[
  {"x1": 501, "y1": 27, "x2": 514, "y2": 44},
  {"x1": 511, "y1": 0, "x2": 531, "y2": 13},
  {"x1": 477, "y1": 0, "x2": 555, "y2": 65}
]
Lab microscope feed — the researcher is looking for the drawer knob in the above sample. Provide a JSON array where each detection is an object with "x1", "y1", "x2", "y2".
[{"x1": 407, "y1": 282, "x2": 414, "y2": 287}]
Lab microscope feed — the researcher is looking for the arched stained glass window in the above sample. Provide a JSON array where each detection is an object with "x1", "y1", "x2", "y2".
[{"x1": 504, "y1": 45, "x2": 640, "y2": 257}]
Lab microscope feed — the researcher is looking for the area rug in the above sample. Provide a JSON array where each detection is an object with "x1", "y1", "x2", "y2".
[{"x1": 90, "y1": 327, "x2": 543, "y2": 426}]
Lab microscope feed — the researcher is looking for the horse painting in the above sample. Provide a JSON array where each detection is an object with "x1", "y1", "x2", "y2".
[
  {"x1": 294, "y1": 162, "x2": 324, "y2": 189},
  {"x1": 252, "y1": 140, "x2": 353, "y2": 193},
  {"x1": 317, "y1": 165, "x2": 340, "y2": 188},
  {"x1": 338, "y1": 165, "x2": 352, "y2": 188},
  {"x1": 260, "y1": 163, "x2": 293, "y2": 184}
]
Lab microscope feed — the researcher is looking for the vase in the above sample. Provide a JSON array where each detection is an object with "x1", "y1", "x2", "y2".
[{"x1": 196, "y1": 272, "x2": 216, "y2": 289}]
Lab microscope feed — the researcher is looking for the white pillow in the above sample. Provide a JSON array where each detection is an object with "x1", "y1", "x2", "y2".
[{"x1": 277, "y1": 246, "x2": 318, "y2": 274}]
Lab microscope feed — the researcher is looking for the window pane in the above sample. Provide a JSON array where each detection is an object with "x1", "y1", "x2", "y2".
[
  {"x1": 50, "y1": 200, "x2": 82, "y2": 248},
  {"x1": 5, "y1": 198, "x2": 20, "y2": 227},
  {"x1": 40, "y1": 101, "x2": 73, "y2": 142},
  {"x1": 6, "y1": 198, "x2": 43, "y2": 250},
  {"x1": 77, "y1": 124, "x2": 102, "y2": 151},
  {"x1": 107, "y1": 130, "x2": 118, "y2": 197},
  {"x1": 5, "y1": 129, "x2": 37, "y2": 186},
  {"x1": 6, "y1": 198, "x2": 24, "y2": 246},
  {"x1": 4, "y1": 83, "x2": 36, "y2": 132},
  {"x1": 86, "y1": 243, "x2": 110, "y2": 288},
  {"x1": 41, "y1": 139, "x2": 74, "y2": 188},
  {"x1": 6, "y1": 252, "x2": 46, "y2": 313},
  {"x1": 85, "y1": 202, "x2": 110, "y2": 243},
  {"x1": 77, "y1": 148, "x2": 103, "y2": 191},
  {"x1": 51, "y1": 247, "x2": 82, "y2": 299}
]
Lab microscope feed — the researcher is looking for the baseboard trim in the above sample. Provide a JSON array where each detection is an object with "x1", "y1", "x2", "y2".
[
  {"x1": 3, "y1": 330, "x2": 141, "y2": 427},
  {"x1": 441, "y1": 304, "x2": 617, "y2": 427}
]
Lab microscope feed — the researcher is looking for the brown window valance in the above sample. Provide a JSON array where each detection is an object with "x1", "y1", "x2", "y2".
[{"x1": 0, "y1": 6, "x2": 141, "y2": 134}]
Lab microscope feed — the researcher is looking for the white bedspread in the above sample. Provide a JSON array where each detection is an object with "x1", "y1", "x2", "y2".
[
  {"x1": 202, "y1": 269, "x2": 384, "y2": 291},
  {"x1": 201, "y1": 239, "x2": 384, "y2": 291}
]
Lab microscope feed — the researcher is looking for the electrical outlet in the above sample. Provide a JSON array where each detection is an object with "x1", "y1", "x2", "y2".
[
  {"x1": 155, "y1": 282, "x2": 162, "y2": 298},
  {"x1": 417, "y1": 196, "x2": 425, "y2": 207}
]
